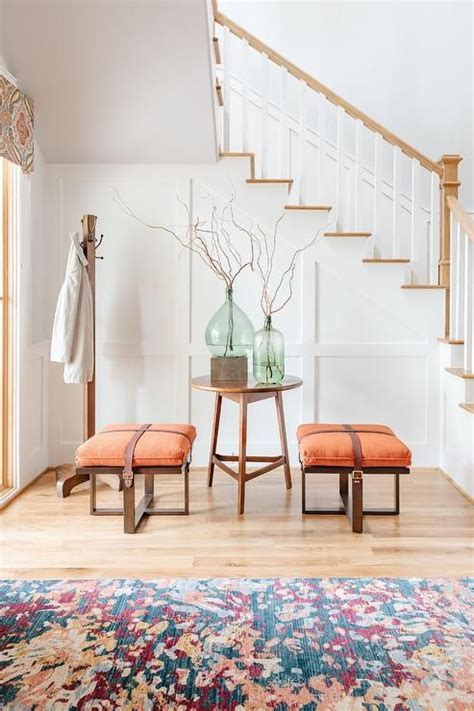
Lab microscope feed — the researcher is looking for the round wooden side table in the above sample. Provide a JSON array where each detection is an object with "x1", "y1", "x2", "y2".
[{"x1": 191, "y1": 375, "x2": 303, "y2": 514}]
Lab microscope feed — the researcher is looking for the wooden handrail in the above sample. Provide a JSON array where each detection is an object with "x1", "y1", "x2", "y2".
[
  {"x1": 214, "y1": 9, "x2": 442, "y2": 176},
  {"x1": 447, "y1": 196, "x2": 474, "y2": 242}
]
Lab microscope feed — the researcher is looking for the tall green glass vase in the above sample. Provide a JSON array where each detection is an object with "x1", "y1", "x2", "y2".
[
  {"x1": 205, "y1": 288, "x2": 254, "y2": 357},
  {"x1": 253, "y1": 316, "x2": 285, "y2": 384}
]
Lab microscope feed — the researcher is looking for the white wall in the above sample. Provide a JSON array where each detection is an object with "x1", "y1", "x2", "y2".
[
  {"x1": 220, "y1": 0, "x2": 474, "y2": 206},
  {"x1": 47, "y1": 159, "x2": 444, "y2": 470}
]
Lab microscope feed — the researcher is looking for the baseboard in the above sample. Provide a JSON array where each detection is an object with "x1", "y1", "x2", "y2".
[
  {"x1": 0, "y1": 467, "x2": 52, "y2": 510},
  {"x1": 439, "y1": 467, "x2": 474, "y2": 503}
]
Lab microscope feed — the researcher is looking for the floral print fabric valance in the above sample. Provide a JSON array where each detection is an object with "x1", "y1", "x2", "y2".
[{"x1": 0, "y1": 73, "x2": 34, "y2": 174}]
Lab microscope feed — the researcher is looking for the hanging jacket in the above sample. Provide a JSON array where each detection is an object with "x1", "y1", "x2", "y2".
[{"x1": 51, "y1": 232, "x2": 94, "y2": 384}]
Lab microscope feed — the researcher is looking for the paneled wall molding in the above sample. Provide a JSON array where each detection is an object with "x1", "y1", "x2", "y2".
[{"x1": 48, "y1": 164, "x2": 444, "y2": 469}]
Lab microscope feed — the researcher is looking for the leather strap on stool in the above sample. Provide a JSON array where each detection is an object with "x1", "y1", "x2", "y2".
[
  {"x1": 123, "y1": 424, "x2": 152, "y2": 488},
  {"x1": 342, "y1": 424, "x2": 363, "y2": 472}
]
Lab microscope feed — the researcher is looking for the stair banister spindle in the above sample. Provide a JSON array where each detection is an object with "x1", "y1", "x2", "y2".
[
  {"x1": 260, "y1": 52, "x2": 270, "y2": 178},
  {"x1": 336, "y1": 106, "x2": 345, "y2": 229},
  {"x1": 222, "y1": 26, "x2": 231, "y2": 151},
  {"x1": 241, "y1": 39, "x2": 250, "y2": 152},
  {"x1": 449, "y1": 213, "x2": 458, "y2": 339},
  {"x1": 410, "y1": 159, "x2": 420, "y2": 276},
  {"x1": 354, "y1": 119, "x2": 363, "y2": 231},
  {"x1": 295, "y1": 79, "x2": 307, "y2": 204},
  {"x1": 279, "y1": 66, "x2": 289, "y2": 179},
  {"x1": 463, "y1": 236, "x2": 473, "y2": 373},
  {"x1": 317, "y1": 93, "x2": 327, "y2": 204},
  {"x1": 392, "y1": 146, "x2": 401, "y2": 259},
  {"x1": 429, "y1": 172, "x2": 439, "y2": 285},
  {"x1": 454, "y1": 222, "x2": 463, "y2": 341},
  {"x1": 373, "y1": 132, "x2": 382, "y2": 257}
]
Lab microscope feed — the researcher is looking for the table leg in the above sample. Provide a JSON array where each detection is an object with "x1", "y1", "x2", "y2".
[
  {"x1": 275, "y1": 391, "x2": 292, "y2": 490},
  {"x1": 238, "y1": 394, "x2": 248, "y2": 514},
  {"x1": 207, "y1": 393, "x2": 222, "y2": 487}
]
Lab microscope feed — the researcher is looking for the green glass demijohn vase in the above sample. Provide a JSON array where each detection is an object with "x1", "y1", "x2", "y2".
[
  {"x1": 253, "y1": 316, "x2": 285, "y2": 384},
  {"x1": 205, "y1": 287, "x2": 254, "y2": 357}
]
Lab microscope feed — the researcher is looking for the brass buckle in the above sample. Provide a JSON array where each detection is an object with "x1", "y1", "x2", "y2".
[{"x1": 123, "y1": 470, "x2": 134, "y2": 488}]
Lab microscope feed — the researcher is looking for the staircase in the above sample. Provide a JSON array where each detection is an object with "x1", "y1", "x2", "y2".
[{"x1": 210, "y1": 1, "x2": 474, "y2": 418}]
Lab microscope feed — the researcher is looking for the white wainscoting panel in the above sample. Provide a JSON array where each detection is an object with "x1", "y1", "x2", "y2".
[{"x1": 47, "y1": 163, "x2": 445, "y2": 469}]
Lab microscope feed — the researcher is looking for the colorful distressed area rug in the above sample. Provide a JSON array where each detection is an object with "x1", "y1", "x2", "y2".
[{"x1": 0, "y1": 577, "x2": 472, "y2": 710}]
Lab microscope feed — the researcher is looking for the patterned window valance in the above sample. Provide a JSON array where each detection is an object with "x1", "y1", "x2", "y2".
[{"x1": 0, "y1": 73, "x2": 34, "y2": 174}]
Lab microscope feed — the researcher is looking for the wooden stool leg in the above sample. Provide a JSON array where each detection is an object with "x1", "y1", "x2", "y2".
[
  {"x1": 238, "y1": 394, "x2": 248, "y2": 515},
  {"x1": 207, "y1": 393, "x2": 222, "y2": 487},
  {"x1": 184, "y1": 463, "x2": 190, "y2": 515},
  {"x1": 275, "y1": 391, "x2": 292, "y2": 490},
  {"x1": 123, "y1": 478, "x2": 136, "y2": 534},
  {"x1": 351, "y1": 471, "x2": 363, "y2": 533},
  {"x1": 145, "y1": 474, "x2": 154, "y2": 498},
  {"x1": 339, "y1": 472, "x2": 348, "y2": 497},
  {"x1": 301, "y1": 465, "x2": 306, "y2": 514},
  {"x1": 394, "y1": 473, "x2": 400, "y2": 514},
  {"x1": 89, "y1": 472, "x2": 96, "y2": 514}
]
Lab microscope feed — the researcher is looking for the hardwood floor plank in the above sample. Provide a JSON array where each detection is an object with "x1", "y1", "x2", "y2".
[{"x1": 0, "y1": 469, "x2": 472, "y2": 578}]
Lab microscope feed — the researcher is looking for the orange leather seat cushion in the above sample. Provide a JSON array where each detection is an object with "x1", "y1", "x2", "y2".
[
  {"x1": 297, "y1": 424, "x2": 411, "y2": 468},
  {"x1": 76, "y1": 424, "x2": 196, "y2": 468}
]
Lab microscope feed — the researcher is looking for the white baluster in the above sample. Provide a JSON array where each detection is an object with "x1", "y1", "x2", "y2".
[
  {"x1": 410, "y1": 159, "x2": 420, "y2": 276},
  {"x1": 294, "y1": 79, "x2": 307, "y2": 205},
  {"x1": 241, "y1": 39, "x2": 249, "y2": 152},
  {"x1": 354, "y1": 119, "x2": 363, "y2": 230},
  {"x1": 279, "y1": 66, "x2": 289, "y2": 179},
  {"x1": 373, "y1": 132, "x2": 382, "y2": 256},
  {"x1": 392, "y1": 145, "x2": 401, "y2": 258},
  {"x1": 260, "y1": 52, "x2": 270, "y2": 178},
  {"x1": 463, "y1": 236, "x2": 474, "y2": 373},
  {"x1": 449, "y1": 214, "x2": 458, "y2": 339},
  {"x1": 317, "y1": 93, "x2": 327, "y2": 204},
  {"x1": 455, "y1": 221, "x2": 463, "y2": 340},
  {"x1": 335, "y1": 106, "x2": 345, "y2": 229},
  {"x1": 429, "y1": 172, "x2": 439, "y2": 284},
  {"x1": 222, "y1": 26, "x2": 231, "y2": 151}
]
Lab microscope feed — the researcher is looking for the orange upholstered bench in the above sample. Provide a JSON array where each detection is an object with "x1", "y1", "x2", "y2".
[
  {"x1": 298, "y1": 424, "x2": 411, "y2": 533},
  {"x1": 76, "y1": 423, "x2": 196, "y2": 533}
]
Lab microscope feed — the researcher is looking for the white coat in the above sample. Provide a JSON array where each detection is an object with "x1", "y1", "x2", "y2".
[{"x1": 51, "y1": 232, "x2": 94, "y2": 384}]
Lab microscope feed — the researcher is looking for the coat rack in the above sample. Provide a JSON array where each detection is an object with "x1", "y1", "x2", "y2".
[{"x1": 56, "y1": 214, "x2": 118, "y2": 497}]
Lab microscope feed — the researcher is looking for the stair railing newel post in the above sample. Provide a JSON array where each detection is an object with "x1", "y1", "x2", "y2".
[{"x1": 438, "y1": 155, "x2": 462, "y2": 337}]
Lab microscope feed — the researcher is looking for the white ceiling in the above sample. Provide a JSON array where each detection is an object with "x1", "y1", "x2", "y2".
[{"x1": 1, "y1": 0, "x2": 218, "y2": 164}]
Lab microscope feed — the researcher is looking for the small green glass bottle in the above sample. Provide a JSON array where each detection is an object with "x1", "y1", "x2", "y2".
[
  {"x1": 205, "y1": 287, "x2": 254, "y2": 357},
  {"x1": 253, "y1": 316, "x2": 285, "y2": 384}
]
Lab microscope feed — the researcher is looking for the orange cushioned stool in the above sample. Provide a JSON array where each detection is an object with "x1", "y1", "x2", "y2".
[
  {"x1": 298, "y1": 424, "x2": 411, "y2": 533},
  {"x1": 76, "y1": 423, "x2": 196, "y2": 533}
]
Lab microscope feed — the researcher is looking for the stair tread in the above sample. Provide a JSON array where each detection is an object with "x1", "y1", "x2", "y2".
[
  {"x1": 363, "y1": 258, "x2": 410, "y2": 263},
  {"x1": 445, "y1": 367, "x2": 474, "y2": 380},
  {"x1": 401, "y1": 284, "x2": 447, "y2": 289},
  {"x1": 246, "y1": 178, "x2": 293, "y2": 184},
  {"x1": 284, "y1": 204, "x2": 333, "y2": 211},
  {"x1": 459, "y1": 403, "x2": 474, "y2": 414},
  {"x1": 324, "y1": 231, "x2": 371, "y2": 237},
  {"x1": 438, "y1": 337, "x2": 465, "y2": 345}
]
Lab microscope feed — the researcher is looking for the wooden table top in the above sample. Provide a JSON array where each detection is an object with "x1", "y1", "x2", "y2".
[{"x1": 191, "y1": 375, "x2": 303, "y2": 394}]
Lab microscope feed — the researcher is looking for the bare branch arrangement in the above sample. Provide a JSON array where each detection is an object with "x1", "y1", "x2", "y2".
[
  {"x1": 236, "y1": 213, "x2": 328, "y2": 319},
  {"x1": 112, "y1": 188, "x2": 254, "y2": 289}
]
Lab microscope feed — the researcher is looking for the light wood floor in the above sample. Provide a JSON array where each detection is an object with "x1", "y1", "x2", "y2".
[{"x1": 1, "y1": 468, "x2": 473, "y2": 579}]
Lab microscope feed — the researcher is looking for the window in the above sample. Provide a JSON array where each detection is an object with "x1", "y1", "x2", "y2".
[{"x1": 0, "y1": 158, "x2": 12, "y2": 490}]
